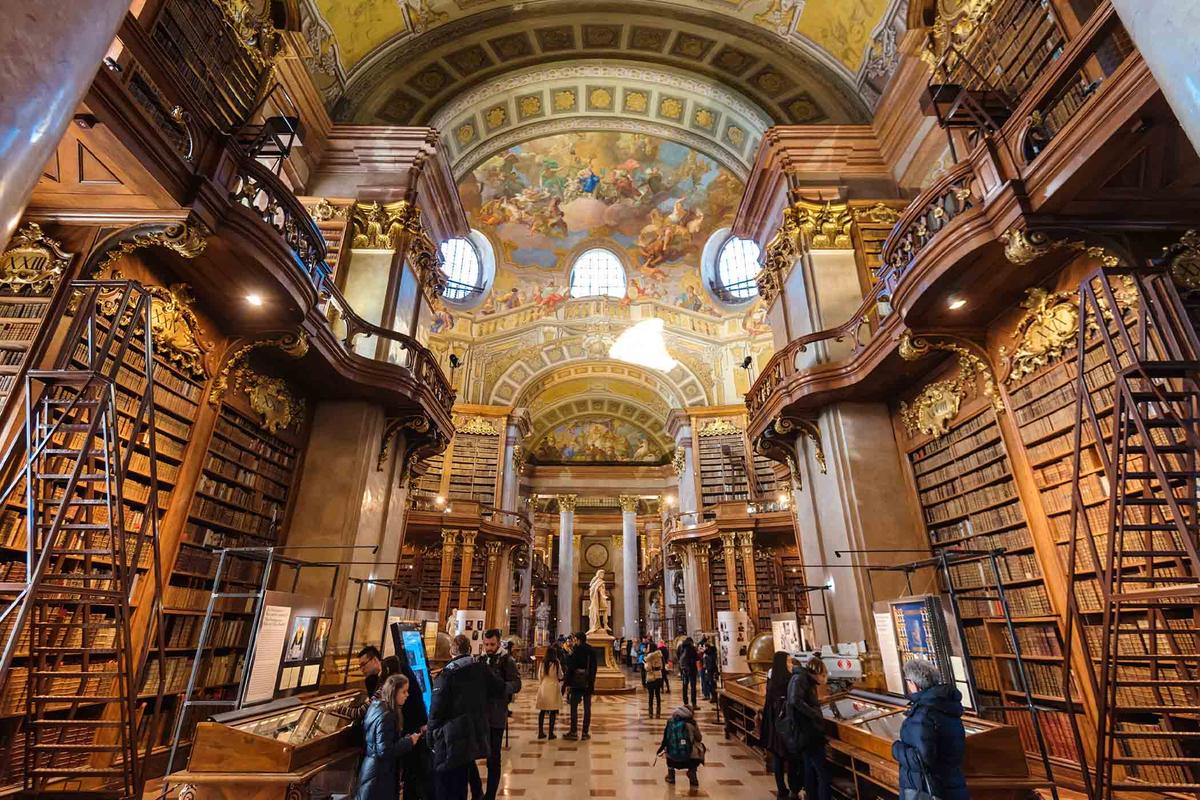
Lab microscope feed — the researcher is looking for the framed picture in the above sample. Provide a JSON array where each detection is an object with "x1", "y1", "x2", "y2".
[
  {"x1": 284, "y1": 617, "x2": 310, "y2": 662},
  {"x1": 307, "y1": 618, "x2": 331, "y2": 660}
]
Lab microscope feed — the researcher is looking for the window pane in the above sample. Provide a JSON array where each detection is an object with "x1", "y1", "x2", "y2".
[
  {"x1": 569, "y1": 248, "x2": 626, "y2": 298},
  {"x1": 716, "y1": 237, "x2": 761, "y2": 301},
  {"x1": 440, "y1": 238, "x2": 481, "y2": 301}
]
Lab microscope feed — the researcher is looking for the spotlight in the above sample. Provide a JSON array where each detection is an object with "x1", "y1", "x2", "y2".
[
  {"x1": 449, "y1": 353, "x2": 461, "y2": 368},
  {"x1": 246, "y1": 293, "x2": 264, "y2": 307},
  {"x1": 740, "y1": 356, "x2": 753, "y2": 369},
  {"x1": 947, "y1": 295, "x2": 966, "y2": 311}
]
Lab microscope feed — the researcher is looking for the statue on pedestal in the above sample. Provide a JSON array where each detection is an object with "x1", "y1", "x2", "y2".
[
  {"x1": 587, "y1": 569, "x2": 610, "y2": 634},
  {"x1": 648, "y1": 595, "x2": 662, "y2": 640},
  {"x1": 535, "y1": 599, "x2": 550, "y2": 633},
  {"x1": 445, "y1": 607, "x2": 458, "y2": 635}
]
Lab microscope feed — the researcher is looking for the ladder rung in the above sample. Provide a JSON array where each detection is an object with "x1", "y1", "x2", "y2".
[
  {"x1": 1123, "y1": 361, "x2": 1200, "y2": 376},
  {"x1": 29, "y1": 743, "x2": 124, "y2": 752},
  {"x1": 40, "y1": 424, "x2": 99, "y2": 433},
  {"x1": 1116, "y1": 729, "x2": 1200, "y2": 738},
  {"x1": 39, "y1": 523, "x2": 110, "y2": 530},
  {"x1": 1113, "y1": 585, "x2": 1200, "y2": 601},
  {"x1": 33, "y1": 647, "x2": 119, "y2": 655},
  {"x1": 33, "y1": 620, "x2": 116, "y2": 628},
  {"x1": 1115, "y1": 679, "x2": 1200, "y2": 686},
  {"x1": 27, "y1": 719, "x2": 123, "y2": 728},
  {"x1": 37, "y1": 473, "x2": 107, "y2": 480},
  {"x1": 28, "y1": 768, "x2": 127, "y2": 777},
  {"x1": 50, "y1": 549, "x2": 118, "y2": 557},
  {"x1": 1125, "y1": 471, "x2": 1200, "y2": 478}
]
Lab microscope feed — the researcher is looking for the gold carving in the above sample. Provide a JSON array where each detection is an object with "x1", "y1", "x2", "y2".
[
  {"x1": 999, "y1": 288, "x2": 1081, "y2": 384},
  {"x1": 1001, "y1": 225, "x2": 1122, "y2": 268},
  {"x1": 146, "y1": 283, "x2": 209, "y2": 378},
  {"x1": 456, "y1": 415, "x2": 499, "y2": 435},
  {"x1": 659, "y1": 97, "x2": 683, "y2": 120},
  {"x1": 694, "y1": 108, "x2": 715, "y2": 130},
  {"x1": 352, "y1": 201, "x2": 409, "y2": 250},
  {"x1": 306, "y1": 198, "x2": 348, "y2": 222},
  {"x1": 378, "y1": 414, "x2": 433, "y2": 470},
  {"x1": 484, "y1": 106, "x2": 507, "y2": 129},
  {"x1": 726, "y1": 125, "x2": 745, "y2": 146},
  {"x1": 557, "y1": 494, "x2": 578, "y2": 513},
  {"x1": 519, "y1": 95, "x2": 543, "y2": 117},
  {"x1": 774, "y1": 416, "x2": 826, "y2": 474},
  {"x1": 625, "y1": 91, "x2": 648, "y2": 113},
  {"x1": 512, "y1": 444, "x2": 527, "y2": 474},
  {"x1": 671, "y1": 447, "x2": 686, "y2": 476},
  {"x1": 922, "y1": 0, "x2": 997, "y2": 69},
  {"x1": 0, "y1": 222, "x2": 71, "y2": 295},
  {"x1": 758, "y1": 200, "x2": 854, "y2": 304},
  {"x1": 1164, "y1": 230, "x2": 1200, "y2": 291},
  {"x1": 92, "y1": 221, "x2": 209, "y2": 280},
  {"x1": 852, "y1": 203, "x2": 902, "y2": 225},
  {"x1": 785, "y1": 454, "x2": 803, "y2": 490},
  {"x1": 209, "y1": 331, "x2": 308, "y2": 404},
  {"x1": 618, "y1": 495, "x2": 639, "y2": 514},
  {"x1": 899, "y1": 379, "x2": 964, "y2": 438},
  {"x1": 698, "y1": 418, "x2": 741, "y2": 436},
  {"x1": 552, "y1": 90, "x2": 576, "y2": 111},
  {"x1": 238, "y1": 372, "x2": 303, "y2": 433},
  {"x1": 900, "y1": 331, "x2": 1004, "y2": 424},
  {"x1": 214, "y1": 0, "x2": 279, "y2": 67},
  {"x1": 456, "y1": 123, "x2": 476, "y2": 146},
  {"x1": 589, "y1": 88, "x2": 613, "y2": 110}
]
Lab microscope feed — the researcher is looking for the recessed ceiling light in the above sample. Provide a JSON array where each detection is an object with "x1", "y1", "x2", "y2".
[
  {"x1": 947, "y1": 296, "x2": 967, "y2": 310},
  {"x1": 246, "y1": 293, "x2": 264, "y2": 307}
]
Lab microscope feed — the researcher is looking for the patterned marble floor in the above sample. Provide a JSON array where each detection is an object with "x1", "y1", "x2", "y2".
[{"x1": 490, "y1": 668, "x2": 778, "y2": 798}]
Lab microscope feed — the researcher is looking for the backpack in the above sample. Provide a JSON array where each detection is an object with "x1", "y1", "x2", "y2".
[{"x1": 665, "y1": 717, "x2": 693, "y2": 762}]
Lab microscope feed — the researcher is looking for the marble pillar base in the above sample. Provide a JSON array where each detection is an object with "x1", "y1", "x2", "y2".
[{"x1": 586, "y1": 630, "x2": 634, "y2": 694}]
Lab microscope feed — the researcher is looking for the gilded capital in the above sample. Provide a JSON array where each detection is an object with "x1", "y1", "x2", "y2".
[
  {"x1": 460, "y1": 531, "x2": 478, "y2": 548},
  {"x1": 441, "y1": 529, "x2": 460, "y2": 548},
  {"x1": 718, "y1": 531, "x2": 737, "y2": 549},
  {"x1": 484, "y1": 540, "x2": 503, "y2": 561},
  {"x1": 351, "y1": 200, "x2": 417, "y2": 251},
  {"x1": 736, "y1": 531, "x2": 755, "y2": 551},
  {"x1": 618, "y1": 495, "x2": 639, "y2": 514},
  {"x1": 558, "y1": 494, "x2": 578, "y2": 513}
]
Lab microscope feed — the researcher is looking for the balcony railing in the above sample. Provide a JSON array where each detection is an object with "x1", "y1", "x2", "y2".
[
  {"x1": 879, "y1": 162, "x2": 976, "y2": 282},
  {"x1": 322, "y1": 281, "x2": 455, "y2": 416}
]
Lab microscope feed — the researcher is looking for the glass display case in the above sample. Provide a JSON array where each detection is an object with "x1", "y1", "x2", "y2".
[{"x1": 823, "y1": 695, "x2": 896, "y2": 724}]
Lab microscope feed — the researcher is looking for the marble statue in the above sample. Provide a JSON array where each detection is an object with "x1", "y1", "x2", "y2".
[
  {"x1": 648, "y1": 596, "x2": 662, "y2": 638},
  {"x1": 445, "y1": 607, "x2": 458, "y2": 635},
  {"x1": 535, "y1": 599, "x2": 551, "y2": 632},
  {"x1": 587, "y1": 569, "x2": 610, "y2": 633}
]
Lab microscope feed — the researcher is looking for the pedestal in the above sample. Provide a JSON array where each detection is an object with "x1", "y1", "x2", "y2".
[{"x1": 585, "y1": 630, "x2": 634, "y2": 694}]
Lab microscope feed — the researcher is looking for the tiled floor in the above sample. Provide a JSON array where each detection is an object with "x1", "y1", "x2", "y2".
[{"x1": 491, "y1": 669, "x2": 777, "y2": 798}]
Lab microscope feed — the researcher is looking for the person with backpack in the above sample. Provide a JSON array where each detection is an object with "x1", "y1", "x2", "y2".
[
  {"x1": 760, "y1": 651, "x2": 800, "y2": 799},
  {"x1": 657, "y1": 704, "x2": 704, "y2": 787},
  {"x1": 786, "y1": 655, "x2": 830, "y2": 800},
  {"x1": 677, "y1": 637, "x2": 699, "y2": 708},
  {"x1": 563, "y1": 631, "x2": 597, "y2": 739},
  {"x1": 643, "y1": 644, "x2": 665, "y2": 717}
]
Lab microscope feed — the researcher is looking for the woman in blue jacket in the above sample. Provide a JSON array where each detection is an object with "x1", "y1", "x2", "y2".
[
  {"x1": 892, "y1": 659, "x2": 969, "y2": 800},
  {"x1": 358, "y1": 673, "x2": 423, "y2": 800}
]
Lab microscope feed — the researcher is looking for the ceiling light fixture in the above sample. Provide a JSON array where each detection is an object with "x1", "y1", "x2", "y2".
[
  {"x1": 246, "y1": 293, "x2": 264, "y2": 307},
  {"x1": 947, "y1": 295, "x2": 967, "y2": 311},
  {"x1": 608, "y1": 318, "x2": 677, "y2": 371}
]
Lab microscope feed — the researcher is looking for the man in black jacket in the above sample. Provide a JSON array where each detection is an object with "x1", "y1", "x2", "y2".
[
  {"x1": 468, "y1": 629, "x2": 522, "y2": 800},
  {"x1": 350, "y1": 645, "x2": 399, "y2": 722},
  {"x1": 429, "y1": 634, "x2": 504, "y2": 800},
  {"x1": 563, "y1": 632, "x2": 597, "y2": 740}
]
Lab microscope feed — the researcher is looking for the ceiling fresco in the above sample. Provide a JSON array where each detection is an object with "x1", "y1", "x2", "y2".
[
  {"x1": 530, "y1": 416, "x2": 667, "y2": 465},
  {"x1": 457, "y1": 130, "x2": 743, "y2": 319},
  {"x1": 297, "y1": 1, "x2": 909, "y2": 121}
]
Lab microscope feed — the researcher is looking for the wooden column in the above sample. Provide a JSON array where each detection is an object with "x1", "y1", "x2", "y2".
[
  {"x1": 719, "y1": 532, "x2": 741, "y2": 612},
  {"x1": 483, "y1": 539, "x2": 503, "y2": 627},
  {"x1": 437, "y1": 530, "x2": 459, "y2": 622},
  {"x1": 737, "y1": 531, "x2": 759, "y2": 625},
  {"x1": 457, "y1": 531, "x2": 478, "y2": 609}
]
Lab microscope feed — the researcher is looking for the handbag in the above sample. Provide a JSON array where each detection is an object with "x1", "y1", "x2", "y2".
[{"x1": 900, "y1": 749, "x2": 941, "y2": 800}]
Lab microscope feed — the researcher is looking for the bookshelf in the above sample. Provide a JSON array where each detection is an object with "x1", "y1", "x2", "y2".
[
  {"x1": 904, "y1": 403, "x2": 1082, "y2": 762},
  {"x1": 696, "y1": 429, "x2": 750, "y2": 507},
  {"x1": 444, "y1": 432, "x2": 500, "y2": 506}
]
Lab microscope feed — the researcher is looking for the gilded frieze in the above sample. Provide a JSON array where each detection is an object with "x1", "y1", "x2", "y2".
[
  {"x1": 698, "y1": 418, "x2": 741, "y2": 436},
  {"x1": 1000, "y1": 288, "x2": 1081, "y2": 384},
  {"x1": 237, "y1": 372, "x2": 303, "y2": 433},
  {"x1": 0, "y1": 223, "x2": 72, "y2": 296},
  {"x1": 899, "y1": 332, "x2": 1003, "y2": 437}
]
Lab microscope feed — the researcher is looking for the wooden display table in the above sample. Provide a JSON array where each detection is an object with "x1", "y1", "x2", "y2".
[{"x1": 177, "y1": 689, "x2": 361, "y2": 799}]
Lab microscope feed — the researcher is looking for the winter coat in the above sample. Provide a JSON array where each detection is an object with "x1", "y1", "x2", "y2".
[
  {"x1": 702, "y1": 645, "x2": 718, "y2": 675},
  {"x1": 480, "y1": 650, "x2": 522, "y2": 729},
  {"x1": 350, "y1": 657, "x2": 400, "y2": 724},
  {"x1": 677, "y1": 642, "x2": 699, "y2": 677},
  {"x1": 891, "y1": 684, "x2": 969, "y2": 800},
  {"x1": 643, "y1": 649, "x2": 664, "y2": 683},
  {"x1": 356, "y1": 700, "x2": 414, "y2": 800},
  {"x1": 536, "y1": 661, "x2": 563, "y2": 711},
  {"x1": 565, "y1": 642, "x2": 598, "y2": 693},
  {"x1": 783, "y1": 666, "x2": 826, "y2": 754},
  {"x1": 658, "y1": 705, "x2": 705, "y2": 769},
  {"x1": 759, "y1": 671, "x2": 792, "y2": 758},
  {"x1": 428, "y1": 654, "x2": 503, "y2": 772}
]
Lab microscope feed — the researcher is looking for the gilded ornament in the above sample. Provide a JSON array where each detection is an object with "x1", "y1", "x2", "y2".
[
  {"x1": 456, "y1": 415, "x2": 500, "y2": 435},
  {"x1": 852, "y1": 203, "x2": 901, "y2": 225},
  {"x1": 456, "y1": 123, "x2": 476, "y2": 147},
  {"x1": 1163, "y1": 230, "x2": 1200, "y2": 291},
  {"x1": 726, "y1": 125, "x2": 745, "y2": 147},
  {"x1": 698, "y1": 418, "x2": 741, "y2": 436},
  {"x1": 552, "y1": 90, "x2": 576, "y2": 111},
  {"x1": 899, "y1": 331, "x2": 1004, "y2": 417},
  {"x1": 922, "y1": 0, "x2": 997, "y2": 71},
  {"x1": 557, "y1": 494, "x2": 578, "y2": 513},
  {"x1": 92, "y1": 221, "x2": 209, "y2": 279},
  {"x1": 306, "y1": 197, "x2": 348, "y2": 222},
  {"x1": 659, "y1": 97, "x2": 683, "y2": 120},
  {"x1": 624, "y1": 91, "x2": 648, "y2": 113},
  {"x1": 237, "y1": 372, "x2": 303, "y2": 433},
  {"x1": 214, "y1": 0, "x2": 279, "y2": 68},
  {"x1": 209, "y1": 331, "x2": 308, "y2": 404},
  {"x1": 589, "y1": 88, "x2": 613, "y2": 110},
  {"x1": 785, "y1": 454, "x2": 803, "y2": 490},
  {"x1": 512, "y1": 444, "x2": 528, "y2": 473},
  {"x1": 671, "y1": 447, "x2": 686, "y2": 476},
  {"x1": 518, "y1": 95, "x2": 543, "y2": 117},
  {"x1": 0, "y1": 222, "x2": 72, "y2": 295},
  {"x1": 999, "y1": 288, "x2": 1081, "y2": 384},
  {"x1": 1000, "y1": 225, "x2": 1121, "y2": 268},
  {"x1": 484, "y1": 106, "x2": 507, "y2": 129},
  {"x1": 900, "y1": 379, "x2": 963, "y2": 438},
  {"x1": 694, "y1": 108, "x2": 715, "y2": 130},
  {"x1": 618, "y1": 495, "x2": 639, "y2": 514},
  {"x1": 146, "y1": 283, "x2": 209, "y2": 378},
  {"x1": 773, "y1": 416, "x2": 826, "y2": 474},
  {"x1": 378, "y1": 414, "x2": 434, "y2": 469}
]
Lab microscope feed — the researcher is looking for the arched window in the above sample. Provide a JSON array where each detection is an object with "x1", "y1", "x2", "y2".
[
  {"x1": 569, "y1": 248, "x2": 626, "y2": 299},
  {"x1": 439, "y1": 237, "x2": 482, "y2": 301},
  {"x1": 713, "y1": 236, "x2": 761, "y2": 302}
]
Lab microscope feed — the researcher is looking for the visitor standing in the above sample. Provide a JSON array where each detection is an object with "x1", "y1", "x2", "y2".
[
  {"x1": 677, "y1": 637, "x2": 699, "y2": 708},
  {"x1": 428, "y1": 635, "x2": 503, "y2": 800},
  {"x1": 351, "y1": 645, "x2": 399, "y2": 722},
  {"x1": 468, "y1": 629, "x2": 521, "y2": 800},
  {"x1": 657, "y1": 704, "x2": 704, "y2": 787},
  {"x1": 700, "y1": 637, "x2": 718, "y2": 701},
  {"x1": 536, "y1": 646, "x2": 563, "y2": 739},
  {"x1": 643, "y1": 644, "x2": 665, "y2": 717},
  {"x1": 357, "y1": 673, "x2": 422, "y2": 800},
  {"x1": 892, "y1": 659, "x2": 969, "y2": 800},
  {"x1": 761, "y1": 651, "x2": 800, "y2": 799},
  {"x1": 564, "y1": 631, "x2": 597, "y2": 739},
  {"x1": 787, "y1": 655, "x2": 830, "y2": 800}
]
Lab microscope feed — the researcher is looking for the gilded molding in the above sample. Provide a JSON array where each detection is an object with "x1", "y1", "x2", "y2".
[
  {"x1": 145, "y1": 283, "x2": 210, "y2": 378},
  {"x1": 456, "y1": 415, "x2": 500, "y2": 435},
  {"x1": 0, "y1": 222, "x2": 72, "y2": 295},
  {"x1": 512, "y1": 443, "x2": 528, "y2": 474},
  {"x1": 899, "y1": 332, "x2": 1003, "y2": 437},
  {"x1": 785, "y1": 455, "x2": 803, "y2": 490},
  {"x1": 351, "y1": 200, "x2": 446, "y2": 303},
  {"x1": 851, "y1": 203, "x2": 901, "y2": 225},
  {"x1": 237, "y1": 371, "x2": 304, "y2": 433},
  {"x1": 1001, "y1": 225, "x2": 1121, "y2": 268},
  {"x1": 208, "y1": 331, "x2": 309, "y2": 405},
  {"x1": 758, "y1": 200, "x2": 854, "y2": 304},
  {"x1": 999, "y1": 288, "x2": 1082, "y2": 384},
  {"x1": 1162, "y1": 230, "x2": 1200, "y2": 291},
  {"x1": 670, "y1": 447, "x2": 687, "y2": 476},
  {"x1": 698, "y1": 418, "x2": 741, "y2": 437},
  {"x1": 305, "y1": 197, "x2": 349, "y2": 222},
  {"x1": 557, "y1": 494, "x2": 578, "y2": 513},
  {"x1": 92, "y1": 221, "x2": 209, "y2": 279},
  {"x1": 774, "y1": 416, "x2": 826, "y2": 475},
  {"x1": 618, "y1": 495, "x2": 639, "y2": 514}
]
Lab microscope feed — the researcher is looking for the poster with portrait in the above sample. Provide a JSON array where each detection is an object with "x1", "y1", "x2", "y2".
[
  {"x1": 770, "y1": 612, "x2": 803, "y2": 655},
  {"x1": 284, "y1": 617, "x2": 310, "y2": 663},
  {"x1": 307, "y1": 618, "x2": 331, "y2": 660},
  {"x1": 454, "y1": 609, "x2": 487, "y2": 655},
  {"x1": 717, "y1": 610, "x2": 751, "y2": 673}
]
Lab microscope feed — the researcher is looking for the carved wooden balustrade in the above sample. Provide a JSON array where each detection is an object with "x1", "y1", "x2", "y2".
[
  {"x1": 321, "y1": 281, "x2": 456, "y2": 419},
  {"x1": 879, "y1": 162, "x2": 977, "y2": 280},
  {"x1": 229, "y1": 157, "x2": 331, "y2": 288}
]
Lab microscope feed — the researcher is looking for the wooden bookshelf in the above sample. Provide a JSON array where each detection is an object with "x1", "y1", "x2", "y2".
[
  {"x1": 444, "y1": 432, "x2": 500, "y2": 506},
  {"x1": 696, "y1": 429, "x2": 750, "y2": 506},
  {"x1": 0, "y1": 295, "x2": 54, "y2": 406},
  {"x1": 904, "y1": 403, "x2": 1083, "y2": 762}
]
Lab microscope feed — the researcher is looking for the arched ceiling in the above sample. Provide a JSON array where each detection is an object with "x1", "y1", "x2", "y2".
[{"x1": 298, "y1": 1, "x2": 909, "y2": 124}]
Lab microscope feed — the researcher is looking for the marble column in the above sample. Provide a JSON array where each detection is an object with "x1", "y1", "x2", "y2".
[
  {"x1": 0, "y1": 2, "x2": 130, "y2": 251},
  {"x1": 556, "y1": 494, "x2": 577, "y2": 636},
  {"x1": 619, "y1": 495, "x2": 639, "y2": 640},
  {"x1": 1112, "y1": 0, "x2": 1200, "y2": 154}
]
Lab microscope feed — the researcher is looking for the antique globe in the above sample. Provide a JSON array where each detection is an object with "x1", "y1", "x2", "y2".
[{"x1": 747, "y1": 632, "x2": 775, "y2": 674}]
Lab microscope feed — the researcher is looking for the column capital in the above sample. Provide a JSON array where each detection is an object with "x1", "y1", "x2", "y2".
[
  {"x1": 484, "y1": 540, "x2": 503, "y2": 559},
  {"x1": 718, "y1": 531, "x2": 737, "y2": 548},
  {"x1": 441, "y1": 529, "x2": 460, "y2": 547},
  {"x1": 736, "y1": 531, "x2": 755, "y2": 550},
  {"x1": 618, "y1": 494, "x2": 640, "y2": 514},
  {"x1": 558, "y1": 494, "x2": 578, "y2": 513},
  {"x1": 460, "y1": 530, "x2": 478, "y2": 548}
]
